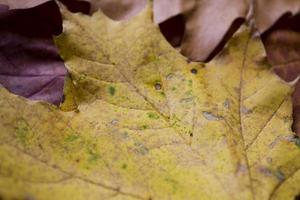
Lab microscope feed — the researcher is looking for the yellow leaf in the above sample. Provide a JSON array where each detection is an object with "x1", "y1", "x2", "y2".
[{"x1": 0, "y1": 3, "x2": 299, "y2": 200}]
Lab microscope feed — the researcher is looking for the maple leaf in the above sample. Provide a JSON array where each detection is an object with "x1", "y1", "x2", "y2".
[{"x1": 0, "y1": 3, "x2": 300, "y2": 200}]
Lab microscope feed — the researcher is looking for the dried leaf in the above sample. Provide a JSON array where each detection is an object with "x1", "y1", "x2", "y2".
[
  {"x1": 0, "y1": 1, "x2": 67, "y2": 105},
  {"x1": 262, "y1": 13, "x2": 300, "y2": 135},
  {"x1": 88, "y1": 0, "x2": 147, "y2": 20},
  {"x1": 0, "y1": 4, "x2": 299, "y2": 200},
  {"x1": 180, "y1": 0, "x2": 249, "y2": 61},
  {"x1": 254, "y1": 0, "x2": 300, "y2": 33},
  {"x1": 151, "y1": 0, "x2": 300, "y2": 62},
  {"x1": 153, "y1": 0, "x2": 195, "y2": 24},
  {"x1": 0, "y1": 0, "x2": 50, "y2": 9}
]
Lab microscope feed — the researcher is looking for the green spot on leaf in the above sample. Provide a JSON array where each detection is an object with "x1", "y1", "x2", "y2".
[
  {"x1": 15, "y1": 119, "x2": 30, "y2": 145},
  {"x1": 122, "y1": 163, "x2": 127, "y2": 169},
  {"x1": 65, "y1": 134, "x2": 80, "y2": 142},
  {"x1": 108, "y1": 86, "x2": 116, "y2": 96},
  {"x1": 147, "y1": 112, "x2": 160, "y2": 120},
  {"x1": 142, "y1": 125, "x2": 149, "y2": 129},
  {"x1": 88, "y1": 150, "x2": 101, "y2": 163},
  {"x1": 122, "y1": 131, "x2": 129, "y2": 139},
  {"x1": 146, "y1": 54, "x2": 157, "y2": 63},
  {"x1": 164, "y1": 177, "x2": 178, "y2": 192}
]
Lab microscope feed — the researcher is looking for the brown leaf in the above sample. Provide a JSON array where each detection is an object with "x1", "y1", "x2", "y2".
[
  {"x1": 254, "y1": 0, "x2": 300, "y2": 33},
  {"x1": 0, "y1": 0, "x2": 50, "y2": 9},
  {"x1": 154, "y1": 0, "x2": 194, "y2": 48},
  {"x1": 88, "y1": 0, "x2": 147, "y2": 20},
  {"x1": 153, "y1": 0, "x2": 195, "y2": 24},
  {"x1": 262, "y1": 13, "x2": 300, "y2": 135},
  {"x1": 153, "y1": 0, "x2": 300, "y2": 62},
  {"x1": 181, "y1": 0, "x2": 249, "y2": 61}
]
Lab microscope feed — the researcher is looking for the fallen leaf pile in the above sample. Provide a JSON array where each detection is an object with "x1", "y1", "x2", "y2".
[
  {"x1": 65, "y1": 0, "x2": 299, "y2": 62},
  {"x1": 0, "y1": 3, "x2": 300, "y2": 200}
]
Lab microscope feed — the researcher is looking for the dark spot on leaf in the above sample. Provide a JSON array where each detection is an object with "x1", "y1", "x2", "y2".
[
  {"x1": 223, "y1": 99, "x2": 230, "y2": 109},
  {"x1": 142, "y1": 125, "x2": 149, "y2": 129},
  {"x1": 61, "y1": 94, "x2": 66, "y2": 103},
  {"x1": 75, "y1": 159, "x2": 80, "y2": 163},
  {"x1": 295, "y1": 194, "x2": 300, "y2": 200},
  {"x1": 38, "y1": 144, "x2": 43, "y2": 150},
  {"x1": 75, "y1": 108, "x2": 80, "y2": 113},
  {"x1": 190, "y1": 68, "x2": 198, "y2": 74},
  {"x1": 293, "y1": 135, "x2": 300, "y2": 148},
  {"x1": 122, "y1": 163, "x2": 127, "y2": 169},
  {"x1": 155, "y1": 83, "x2": 162, "y2": 90},
  {"x1": 108, "y1": 86, "x2": 116, "y2": 96},
  {"x1": 274, "y1": 169, "x2": 285, "y2": 182},
  {"x1": 189, "y1": 132, "x2": 193, "y2": 137}
]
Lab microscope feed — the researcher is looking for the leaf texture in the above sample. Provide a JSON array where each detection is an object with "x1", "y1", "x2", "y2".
[
  {"x1": 0, "y1": 1, "x2": 67, "y2": 105},
  {"x1": 0, "y1": 4, "x2": 299, "y2": 200}
]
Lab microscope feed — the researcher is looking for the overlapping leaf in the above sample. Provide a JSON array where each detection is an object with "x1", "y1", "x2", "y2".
[
  {"x1": 0, "y1": 1, "x2": 67, "y2": 105},
  {"x1": 0, "y1": 4, "x2": 299, "y2": 200}
]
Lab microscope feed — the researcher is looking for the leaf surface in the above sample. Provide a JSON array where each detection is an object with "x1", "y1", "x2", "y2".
[
  {"x1": 0, "y1": 1, "x2": 67, "y2": 105},
  {"x1": 0, "y1": 4, "x2": 299, "y2": 200}
]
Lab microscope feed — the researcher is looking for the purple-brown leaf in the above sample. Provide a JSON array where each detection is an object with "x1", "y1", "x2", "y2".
[{"x1": 0, "y1": 1, "x2": 67, "y2": 105}]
